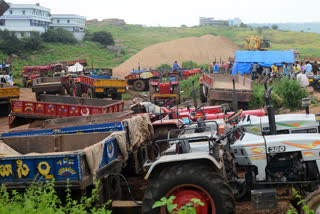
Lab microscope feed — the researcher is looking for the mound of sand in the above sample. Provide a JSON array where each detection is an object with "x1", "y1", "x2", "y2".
[{"x1": 113, "y1": 34, "x2": 239, "y2": 78}]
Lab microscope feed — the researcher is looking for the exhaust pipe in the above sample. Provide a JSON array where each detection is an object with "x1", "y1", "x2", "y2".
[{"x1": 264, "y1": 77, "x2": 276, "y2": 135}]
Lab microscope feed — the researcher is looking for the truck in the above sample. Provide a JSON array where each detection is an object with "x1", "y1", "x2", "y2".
[
  {"x1": 32, "y1": 77, "x2": 65, "y2": 101},
  {"x1": 9, "y1": 95, "x2": 124, "y2": 128},
  {"x1": 200, "y1": 73, "x2": 253, "y2": 109},
  {"x1": 125, "y1": 71, "x2": 160, "y2": 91},
  {"x1": 67, "y1": 75, "x2": 126, "y2": 100},
  {"x1": 0, "y1": 83, "x2": 20, "y2": 116},
  {"x1": 0, "y1": 114, "x2": 153, "y2": 203}
]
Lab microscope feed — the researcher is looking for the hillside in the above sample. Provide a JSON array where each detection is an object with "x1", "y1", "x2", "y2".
[{"x1": 3, "y1": 24, "x2": 320, "y2": 72}]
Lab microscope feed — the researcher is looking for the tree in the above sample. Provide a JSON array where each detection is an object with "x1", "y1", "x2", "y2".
[
  {"x1": 42, "y1": 28, "x2": 77, "y2": 44},
  {"x1": 272, "y1": 24, "x2": 278, "y2": 30},
  {"x1": 240, "y1": 22, "x2": 248, "y2": 28},
  {"x1": 0, "y1": 29, "x2": 24, "y2": 55},
  {"x1": 91, "y1": 31, "x2": 114, "y2": 46},
  {"x1": 23, "y1": 32, "x2": 43, "y2": 51}
]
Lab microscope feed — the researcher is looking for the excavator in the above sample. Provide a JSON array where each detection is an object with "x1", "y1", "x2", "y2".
[{"x1": 246, "y1": 35, "x2": 271, "y2": 51}]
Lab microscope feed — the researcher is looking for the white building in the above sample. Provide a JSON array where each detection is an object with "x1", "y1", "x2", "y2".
[
  {"x1": 50, "y1": 14, "x2": 86, "y2": 40},
  {"x1": 0, "y1": 3, "x2": 51, "y2": 38},
  {"x1": 228, "y1": 18, "x2": 242, "y2": 27},
  {"x1": 199, "y1": 17, "x2": 228, "y2": 26}
]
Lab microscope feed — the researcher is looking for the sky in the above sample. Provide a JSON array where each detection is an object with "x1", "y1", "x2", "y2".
[{"x1": 9, "y1": 0, "x2": 320, "y2": 26}]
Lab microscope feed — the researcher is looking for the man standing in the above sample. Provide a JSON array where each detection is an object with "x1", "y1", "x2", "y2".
[
  {"x1": 312, "y1": 61, "x2": 318, "y2": 75},
  {"x1": 305, "y1": 61, "x2": 312, "y2": 75},
  {"x1": 283, "y1": 63, "x2": 290, "y2": 77},
  {"x1": 213, "y1": 62, "x2": 219, "y2": 73},
  {"x1": 271, "y1": 63, "x2": 278, "y2": 73},
  {"x1": 251, "y1": 62, "x2": 259, "y2": 80}
]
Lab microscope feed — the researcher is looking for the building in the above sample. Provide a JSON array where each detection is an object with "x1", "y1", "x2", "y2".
[
  {"x1": 199, "y1": 17, "x2": 228, "y2": 26},
  {"x1": 228, "y1": 18, "x2": 242, "y2": 27},
  {"x1": 0, "y1": 3, "x2": 51, "y2": 38},
  {"x1": 50, "y1": 14, "x2": 86, "y2": 40}
]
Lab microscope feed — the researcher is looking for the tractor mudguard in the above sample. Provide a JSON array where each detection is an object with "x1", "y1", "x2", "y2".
[{"x1": 144, "y1": 153, "x2": 222, "y2": 180}]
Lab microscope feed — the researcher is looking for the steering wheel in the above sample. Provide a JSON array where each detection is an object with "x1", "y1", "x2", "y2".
[
  {"x1": 215, "y1": 126, "x2": 239, "y2": 144},
  {"x1": 224, "y1": 109, "x2": 243, "y2": 123}
]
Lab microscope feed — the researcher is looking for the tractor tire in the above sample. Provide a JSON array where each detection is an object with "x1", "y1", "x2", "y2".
[
  {"x1": 87, "y1": 88, "x2": 96, "y2": 98},
  {"x1": 72, "y1": 82, "x2": 82, "y2": 97},
  {"x1": 133, "y1": 80, "x2": 146, "y2": 91},
  {"x1": 98, "y1": 175, "x2": 122, "y2": 205},
  {"x1": 59, "y1": 88, "x2": 65, "y2": 96},
  {"x1": 301, "y1": 189, "x2": 320, "y2": 214},
  {"x1": 111, "y1": 93, "x2": 122, "y2": 100},
  {"x1": 200, "y1": 84, "x2": 208, "y2": 103},
  {"x1": 143, "y1": 162, "x2": 235, "y2": 214},
  {"x1": 35, "y1": 92, "x2": 42, "y2": 101}
]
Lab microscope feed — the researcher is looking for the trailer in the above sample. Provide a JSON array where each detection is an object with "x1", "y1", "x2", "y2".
[
  {"x1": 200, "y1": 73, "x2": 253, "y2": 108},
  {"x1": 32, "y1": 77, "x2": 65, "y2": 101},
  {"x1": 167, "y1": 68, "x2": 202, "y2": 80},
  {"x1": 125, "y1": 71, "x2": 160, "y2": 91},
  {"x1": 0, "y1": 83, "x2": 19, "y2": 116},
  {"x1": 9, "y1": 95, "x2": 124, "y2": 128},
  {"x1": 0, "y1": 114, "x2": 153, "y2": 203},
  {"x1": 66, "y1": 75, "x2": 126, "y2": 100}
]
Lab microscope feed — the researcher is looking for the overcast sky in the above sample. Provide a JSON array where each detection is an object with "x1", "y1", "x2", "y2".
[{"x1": 9, "y1": 0, "x2": 320, "y2": 26}]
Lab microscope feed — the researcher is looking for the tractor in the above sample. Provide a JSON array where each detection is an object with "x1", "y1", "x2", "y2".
[
  {"x1": 143, "y1": 78, "x2": 320, "y2": 213},
  {"x1": 149, "y1": 77, "x2": 180, "y2": 107}
]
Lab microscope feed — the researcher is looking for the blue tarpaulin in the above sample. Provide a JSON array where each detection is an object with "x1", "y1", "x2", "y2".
[{"x1": 233, "y1": 51, "x2": 295, "y2": 76}]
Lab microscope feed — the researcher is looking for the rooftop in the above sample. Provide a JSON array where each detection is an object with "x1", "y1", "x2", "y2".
[
  {"x1": 7, "y1": 3, "x2": 50, "y2": 12},
  {"x1": 51, "y1": 14, "x2": 86, "y2": 20}
]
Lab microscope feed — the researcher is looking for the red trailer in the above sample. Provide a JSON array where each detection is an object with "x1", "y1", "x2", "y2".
[
  {"x1": 9, "y1": 95, "x2": 124, "y2": 128},
  {"x1": 167, "y1": 68, "x2": 202, "y2": 80}
]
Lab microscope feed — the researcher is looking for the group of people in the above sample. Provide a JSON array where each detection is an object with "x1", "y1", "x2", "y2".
[
  {"x1": 172, "y1": 61, "x2": 233, "y2": 74},
  {"x1": 251, "y1": 61, "x2": 320, "y2": 88}
]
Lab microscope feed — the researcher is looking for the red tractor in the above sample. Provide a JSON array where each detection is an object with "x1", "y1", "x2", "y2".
[
  {"x1": 125, "y1": 71, "x2": 161, "y2": 91},
  {"x1": 149, "y1": 78, "x2": 180, "y2": 106},
  {"x1": 22, "y1": 66, "x2": 49, "y2": 87}
]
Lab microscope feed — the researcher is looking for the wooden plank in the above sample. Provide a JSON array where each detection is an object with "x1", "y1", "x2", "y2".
[{"x1": 112, "y1": 201, "x2": 143, "y2": 207}]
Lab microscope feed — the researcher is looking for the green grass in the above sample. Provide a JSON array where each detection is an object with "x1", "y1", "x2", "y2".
[{"x1": 4, "y1": 24, "x2": 320, "y2": 73}]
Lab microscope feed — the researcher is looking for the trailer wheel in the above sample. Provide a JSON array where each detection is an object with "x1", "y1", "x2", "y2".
[
  {"x1": 87, "y1": 88, "x2": 96, "y2": 98},
  {"x1": 301, "y1": 189, "x2": 320, "y2": 214},
  {"x1": 111, "y1": 93, "x2": 122, "y2": 100},
  {"x1": 143, "y1": 162, "x2": 235, "y2": 214},
  {"x1": 59, "y1": 88, "x2": 65, "y2": 96},
  {"x1": 98, "y1": 175, "x2": 122, "y2": 204},
  {"x1": 200, "y1": 84, "x2": 208, "y2": 103},
  {"x1": 133, "y1": 80, "x2": 146, "y2": 91},
  {"x1": 72, "y1": 82, "x2": 82, "y2": 97}
]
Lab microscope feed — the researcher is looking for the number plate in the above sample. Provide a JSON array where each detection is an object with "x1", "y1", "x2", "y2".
[
  {"x1": 268, "y1": 146, "x2": 286, "y2": 153},
  {"x1": 117, "y1": 89, "x2": 125, "y2": 92}
]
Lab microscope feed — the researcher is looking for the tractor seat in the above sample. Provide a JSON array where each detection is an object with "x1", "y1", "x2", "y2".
[{"x1": 176, "y1": 139, "x2": 191, "y2": 154}]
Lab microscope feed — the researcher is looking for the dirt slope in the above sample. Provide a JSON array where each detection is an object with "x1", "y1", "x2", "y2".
[{"x1": 113, "y1": 34, "x2": 239, "y2": 78}]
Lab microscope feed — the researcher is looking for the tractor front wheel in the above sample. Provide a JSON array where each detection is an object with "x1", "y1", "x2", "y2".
[
  {"x1": 301, "y1": 189, "x2": 320, "y2": 214},
  {"x1": 72, "y1": 82, "x2": 82, "y2": 97},
  {"x1": 87, "y1": 88, "x2": 96, "y2": 98},
  {"x1": 200, "y1": 84, "x2": 208, "y2": 103},
  {"x1": 143, "y1": 162, "x2": 235, "y2": 214}
]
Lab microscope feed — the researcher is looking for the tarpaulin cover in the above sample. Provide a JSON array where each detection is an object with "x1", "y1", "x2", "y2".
[{"x1": 233, "y1": 51, "x2": 295, "y2": 76}]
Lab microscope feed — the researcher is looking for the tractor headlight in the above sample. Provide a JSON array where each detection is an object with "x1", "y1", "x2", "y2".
[
  {"x1": 156, "y1": 87, "x2": 159, "y2": 92},
  {"x1": 170, "y1": 87, "x2": 173, "y2": 91},
  {"x1": 302, "y1": 97, "x2": 311, "y2": 107}
]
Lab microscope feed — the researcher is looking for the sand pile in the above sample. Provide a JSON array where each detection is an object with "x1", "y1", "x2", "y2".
[{"x1": 113, "y1": 34, "x2": 239, "y2": 78}]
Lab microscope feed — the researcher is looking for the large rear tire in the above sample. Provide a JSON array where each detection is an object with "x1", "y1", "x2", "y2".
[
  {"x1": 143, "y1": 162, "x2": 235, "y2": 214},
  {"x1": 133, "y1": 80, "x2": 146, "y2": 91},
  {"x1": 111, "y1": 93, "x2": 122, "y2": 100},
  {"x1": 72, "y1": 82, "x2": 82, "y2": 97},
  {"x1": 200, "y1": 84, "x2": 208, "y2": 103},
  {"x1": 301, "y1": 189, "x2": 320, "y2": 214}
]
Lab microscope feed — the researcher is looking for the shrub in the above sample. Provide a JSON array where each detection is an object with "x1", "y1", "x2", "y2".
[
  {"x1": 0, "y1": 29, "x2": 24, "y2": 55},
  {"x1": 0, "y1": 179, "x2": 111, "y2": 214},
  {"x1": 153, "y1": 196, "x2": 204, "y2": 214},
  {"x1": 92, "y1": 31, "x2": 114, "y2": 46},
  {"x1": 182, "y1": 61, "x2": 199, "y2": 69},
  {"x1": 180, "y1": 74, "x2": 201, "y2": 100},
  {"x1": 42, "y1": 28, "x2": 77, "y2": 44},
  {"x1": 156, "y1": 63, "x2": 171, "y2": 70},
  {"x1": 23, "y1": 32, "x2": 43, "y2": 51}
]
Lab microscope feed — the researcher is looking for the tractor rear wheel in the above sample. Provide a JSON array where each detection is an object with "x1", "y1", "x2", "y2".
[
  {"x1": 72, "y1": 82, "x2": 82, "y2": 97},
  {"x1": 35, "y1": 92, "x2": 42, "y2": 101},
  {"x1": 111, "y1": 93, "x2": 122, "y2": 100},
  {"x1": 87, "y1": 88, "x2": 96, "y2": 98},
  {"x1": 143, "y1": 162, "x2": 235, "y2": 214},
  {"x1": 200, "y1": 84, "x2": 208, "y2": 103},
  {"x1": 133, "y1": 80, "x2": 146, "y2": 91},
  {"x1": 301, "y1": 189, "x2": 320, "y2": 214}
]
